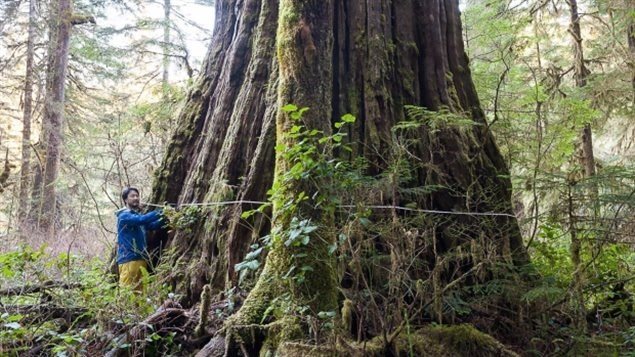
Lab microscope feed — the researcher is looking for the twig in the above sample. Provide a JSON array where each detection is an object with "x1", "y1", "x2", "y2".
[{"x1": 64, "y1": 158, "x2": 115, "y2": 236}]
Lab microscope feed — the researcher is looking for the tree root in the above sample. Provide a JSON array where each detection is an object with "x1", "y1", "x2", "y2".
[
  {"x1": 103, "y1": 297, "x2": 235, "y2": 357},
  {"x1": 194, "y1": 322, "x2": 520, "y2": 357},
  {"x1": 105, "y1": 300, "x2": 192, "y2": 357}
]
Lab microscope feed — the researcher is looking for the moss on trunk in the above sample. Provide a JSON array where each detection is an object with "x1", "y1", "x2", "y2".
[
  {"x1": 226, "y1": 0, "x2": 338, "y2": 350},
  {"x1": 151, "y1": 0, "x2": 534, "y2": 352}
]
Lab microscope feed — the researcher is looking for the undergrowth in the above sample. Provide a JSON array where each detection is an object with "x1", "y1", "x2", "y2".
[{"x1": 0, "y1": 244, "x2": 177, "y2": 356}]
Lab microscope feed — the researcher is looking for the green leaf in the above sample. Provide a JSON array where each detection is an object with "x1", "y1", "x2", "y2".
[
  {"x1": 241, "y1": 210, "x2": 255, "y2": 219},
  {"x1": 244, "y1": 247, "x2": 263, "y2": 260},
  {"x1": 317, "y1": 311, "x2": 337, "y2": 319},
  {"x1": 282, "y1": 104, "x2": 298, "y2": 112},
  {"x1": 6, "y1": 314, "x2": 23, "y2": 322},
  {"x1": 288, "y1": 229, "x2": 302, "y2": 241},
  {"x1": 235, "y1": 259, "x2": 260, "y2": 272},
  {"x1": 291, "y1": 111, "x2": 302, "y2": 120},
  {"x1": 261, "y1": 305, "x2": 277, "y2": 324},
  {"x1": 303, "y1": 225, "x2": 318, "y2": 234},
  {"x1": 341, "y1": 113, "x2": 356, "y2": 123}
]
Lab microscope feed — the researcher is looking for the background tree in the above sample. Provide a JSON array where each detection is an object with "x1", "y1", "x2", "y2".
[
  {"x1": 17, "y1": 0, "x2": 37, "y2": 222},
  {"x1": 0, "y1": 0, "x2": 213, "y2": 237},
  {"x1": 464, "y1": 0, "x2": 635, "y2": 349},
  {"x1": 37, "y1": 0, "x2": 74, "y2": 234}
]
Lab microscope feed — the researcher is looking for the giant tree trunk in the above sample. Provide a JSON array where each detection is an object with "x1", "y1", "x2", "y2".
[
  {"x1": 225, "y1": 0, "x2": 339, "y2": 345},
  {"x1": 150, "y1": 0, "x2": 531, "y2": 350}
]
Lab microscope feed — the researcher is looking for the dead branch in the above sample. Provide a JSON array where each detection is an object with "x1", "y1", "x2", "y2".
[
  {"x1": 0, "y1": 280, "x2": 82, "y2": 296},
  {"x1": 1, "y1": 303, "x2": 88, "y2": 323},
  {"x1": 105, "y1": 300, "x2": 192, "y2": 357}
]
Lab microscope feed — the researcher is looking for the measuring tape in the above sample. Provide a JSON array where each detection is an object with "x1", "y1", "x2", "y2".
[{"x1": 140, "y1": 201, "x2": 516, "y2": 218}]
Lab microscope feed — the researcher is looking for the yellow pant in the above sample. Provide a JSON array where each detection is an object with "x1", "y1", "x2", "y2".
[{"x1": 118, "y1": 259, "x2": 147, "y2": 292}]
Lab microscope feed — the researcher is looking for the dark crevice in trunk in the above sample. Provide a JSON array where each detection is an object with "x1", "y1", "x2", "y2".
[{"x1": 331, "y1": 0, "x2": 340, "y2": 127}]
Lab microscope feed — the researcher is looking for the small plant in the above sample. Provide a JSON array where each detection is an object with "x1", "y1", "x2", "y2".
[{"x1": 162, "y1": 205, "x2": 202, "y2": 233}]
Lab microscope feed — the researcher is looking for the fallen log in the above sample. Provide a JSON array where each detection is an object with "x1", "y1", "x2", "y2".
[
  {"x1": 1, "y1": 303, "x2": 88, "y2": 323},
  {"x1": 0, "y1": 280, "x2": 82, "y2": 296}
]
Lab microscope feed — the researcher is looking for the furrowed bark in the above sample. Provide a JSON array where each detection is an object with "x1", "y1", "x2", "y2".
[
  {"x1": 151, "y1": 1, "x2": 531, "y2": 336},
  {"x1": 226, "y1": 0, "x2": 338, "y2": 342}
]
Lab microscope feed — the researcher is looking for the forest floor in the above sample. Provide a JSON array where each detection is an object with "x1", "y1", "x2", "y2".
[{"x1": 0, "y1": 232, "x2": 633, "y2": 356}]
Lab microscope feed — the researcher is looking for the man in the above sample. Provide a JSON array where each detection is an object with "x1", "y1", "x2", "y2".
[{"x1": 116, "y1": 187, "x2": 163, "y2": 291}]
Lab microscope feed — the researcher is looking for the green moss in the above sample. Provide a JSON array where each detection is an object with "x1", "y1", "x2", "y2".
[
  {"x1": 277, "y1": 342, "x2": 340, "y2": 356},
  {"x1": 325, "y1": 324, "x2": 518, "y2": 357},
  {"x1": 340, "y1": 299, "x2": 354, "y2": 334},
  {"x1": 422, "y1": 324, "x2": 518, "y2": 357}
]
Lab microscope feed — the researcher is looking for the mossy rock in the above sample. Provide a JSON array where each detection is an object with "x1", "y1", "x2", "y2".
[{"x1": 395, "y1": 324, "x2": 519, "y2": 357}]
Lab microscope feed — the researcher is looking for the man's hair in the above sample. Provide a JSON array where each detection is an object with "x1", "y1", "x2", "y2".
[{"x1": 121, "y1": 187, "x2": 140, "y2": 201}]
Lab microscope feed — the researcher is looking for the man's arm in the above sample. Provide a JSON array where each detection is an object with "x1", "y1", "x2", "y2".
[
  {"x1": 118, "y1": 210, "x2": 160, "y2": 226},
  {"x1": 146, "y1": 213, "x2": 165, "y2": 230}
]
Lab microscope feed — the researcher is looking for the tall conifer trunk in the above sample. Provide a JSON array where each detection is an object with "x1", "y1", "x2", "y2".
[
  {"x1": 567, "y1": 0, "x2": 592, "y2": 334},
  {"x1": 38, "y1": 0, "x2": 72, "y2": 234},
  {"x1": 18, "y1": 0, "x2": 37, "y2": 222}
]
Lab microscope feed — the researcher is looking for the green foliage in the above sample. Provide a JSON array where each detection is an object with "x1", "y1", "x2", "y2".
[
  {"x1": 0, "y1": 245, "x2": 177, "y2": 356},
  {"x1": 401, "y1": 105, "x2": 481, "y2": 133},
  {"x1": 235, "y1": 244, "x2": 263, "y2": 284},
  {"x1": 163, "y1": 205, "x2": 202, "y2": 233},
  {"x1": 464, "y1": 1, "x2": 635, "y2": 348}
]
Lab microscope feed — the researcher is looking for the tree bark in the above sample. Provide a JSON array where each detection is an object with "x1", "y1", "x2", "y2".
[
  {"x1": 150, "y1": 0, "x2": 531, "y2": 348},
  {"x1": 581, "y1": 123, "x2": 595, "y2": 178},
  {"x1": 226, "y1": 0, "x2": 338, "y2": 342},
  {"x1": 162, "y1": 0, "x2": 171, "y2": 89},
  {"x1": 567, "y1": 0, "x2": 593, "y2": 337},
  {"x1": 18, "y1": 0, "x2": 36, "y2": 222},
  {"x1": 629, "y1": 14, "x2": 635, "y2": 104},
  {"x1": 566, "y1": 0, "x2": 589, "y2": 87},
  {"x1": 38, "y1": 0, "x2": 72, "y2": 234}
]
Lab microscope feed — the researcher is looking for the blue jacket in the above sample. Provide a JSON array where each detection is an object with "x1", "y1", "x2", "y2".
[{"x1": 116, "y1": 209, "x2": 163, "y2": 265}]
